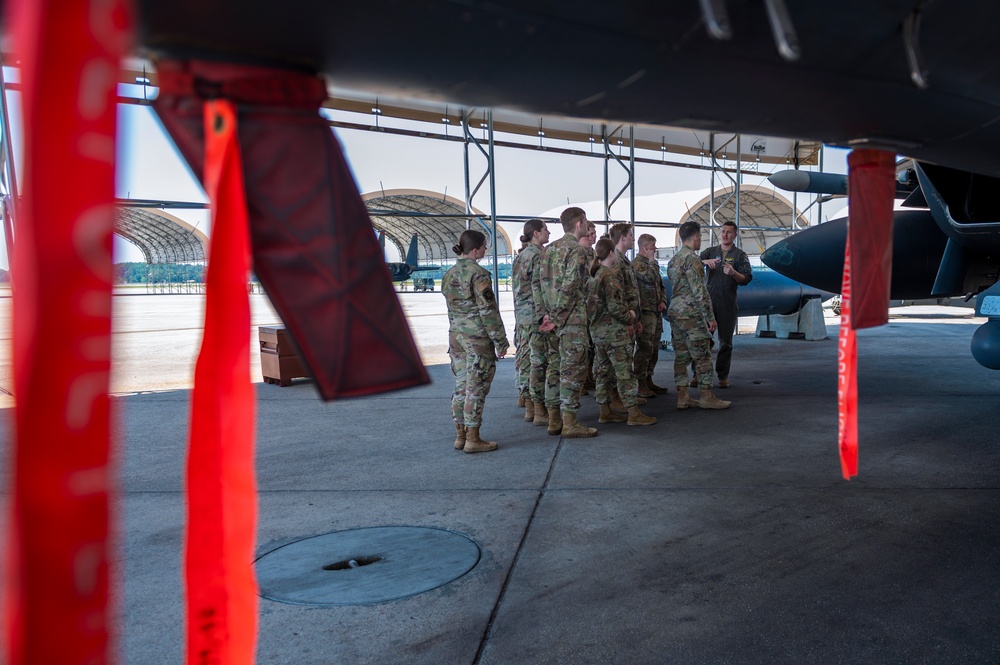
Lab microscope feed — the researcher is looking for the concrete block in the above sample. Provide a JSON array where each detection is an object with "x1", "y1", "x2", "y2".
[{"x1": 756, "y1": 297, "x2": 828, "y2": 340}]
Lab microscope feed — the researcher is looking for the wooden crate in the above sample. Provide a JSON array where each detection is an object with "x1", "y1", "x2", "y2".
[{"x1": 259, "y1": 325, "x2": 309, "y2": 386}]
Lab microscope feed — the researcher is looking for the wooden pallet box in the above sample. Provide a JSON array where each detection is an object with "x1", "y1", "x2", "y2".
[{"x1": 259, "y1": 325, "x2": 309, "y2": 386}]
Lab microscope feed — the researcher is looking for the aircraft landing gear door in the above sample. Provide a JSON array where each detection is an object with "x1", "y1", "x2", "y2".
[{"x1": 972, "y1": 283, "x2": 1000, "y2": 369}]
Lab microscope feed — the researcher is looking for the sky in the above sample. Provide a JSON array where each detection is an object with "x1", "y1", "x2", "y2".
[{"x1": 0, "y1": 90, "x2": 850, "y2": 269}]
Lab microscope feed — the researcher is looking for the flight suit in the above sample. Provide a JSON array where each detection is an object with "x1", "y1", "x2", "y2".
[{"x1": 700, "y1": 243, "x2": 753, "y2": 381}]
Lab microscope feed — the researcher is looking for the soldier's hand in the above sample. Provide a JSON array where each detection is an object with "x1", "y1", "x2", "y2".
[
  {"x1": 708, "y1": 320, "x2": 718, "y2": 333},
  {"x1": 636, "y1": 321, "x2": 643, "y2": 335},
  {"x1": 539, "y1": 319, "x2": 555, "y2": 333},
  {"x1": 723, "y1": 264, "x2": 734, "y2": 277}
]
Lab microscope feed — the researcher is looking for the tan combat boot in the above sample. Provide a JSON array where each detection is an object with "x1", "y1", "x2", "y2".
[
  {"x1": 454, "y1": 422, "x2": 467, "y2": 449},
  {"x1": 517, "y1": 394, "x2": 525, "y2": 407},
  {"x1": 463, "y1": 427, "x2": 498, "y2": 453},
  {"x1": 532, "y1": 401, "x2": 548, "y2": 426},
  {"x1": 698, "y1": 389, "x2": 732, "y2": 410},
  {"x1": 637, "y1": 378, "x2": 656, "y2": 399},
  {"x1": 647, "y1": 377, "x2": 668, "y2": 394},
  {"x1": 627, "y1": 406, "x2": 657, "y2": 426},
  {"x1": 561, "y1": 411, "x2": 598, "y2": 438},
  {"x1": 598, "y1": 403, "x2": 627, "y2": 424},
  {"x1": 547, "y1": 406, "x2": 563, "y2": 436},
  {"x1": 676, "y1": 386, "x2": 698, "y2": 410},
  {"x1": 610, "y1": 388, "x2": 643, "y2": 412},
  {"x1": 523, "y1": 399, "x2": 535, "y2": 422}
]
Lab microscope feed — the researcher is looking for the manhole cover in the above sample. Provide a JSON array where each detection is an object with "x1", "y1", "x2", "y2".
[{"x1": 255, "y1": 526, "x2": 482, "y2": 606}]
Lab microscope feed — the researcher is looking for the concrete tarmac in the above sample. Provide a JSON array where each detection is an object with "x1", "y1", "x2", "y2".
[{"x1": 3, "y1": 293, "x2": 1000, "y2": 663}]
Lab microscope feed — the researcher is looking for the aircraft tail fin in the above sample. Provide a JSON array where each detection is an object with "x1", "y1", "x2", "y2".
[{"x1": 405, "y1": 233, "x2": 420, "y2": 267}]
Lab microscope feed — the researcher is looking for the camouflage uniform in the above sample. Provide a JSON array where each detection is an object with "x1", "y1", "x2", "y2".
[
  {"x1": 588, "y1": 265, "x2": 639, "y2": 408},
  {"x1": 632, "y1": 253, "x2": 665, "y2": 380},
  {"x1": 613, "y1": 249, "x2": 640, "y2": 361},
  {"x1": 540, "y1": 233, "x2": 591, "y2": 413},
  {"x1": 511, "y1": 246, "x2": 534, "y2": 399},
  {"x1": 511, "y1": 243, "x2": 549, "y2": 404},
  {"x1": 650, "y1": 261, "x2": 666, "y2": 375},
  {"x1": 581, "y1": 245, "x2": 597, "y2": 386},
  {"x1": 442, "y1": 258, "x2": 509, "y2": 427},
  {"x1": 667, "y1": 245, "x2": 716, "y2": 390}
]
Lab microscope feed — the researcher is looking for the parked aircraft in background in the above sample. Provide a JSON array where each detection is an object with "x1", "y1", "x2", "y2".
[
  {"x1": 662, "y1": 264, "x2": 834, "y2": 319},
  {"x1": 382, "y1": 232, "x2": 440, "y2": 284},
  {"x1": 762, "y1": 160, "x2": 1000, "y2": 368}
]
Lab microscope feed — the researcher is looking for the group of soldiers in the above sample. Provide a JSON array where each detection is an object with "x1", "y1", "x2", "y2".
[
  {"x1": 511, "y1": 207, "x2": 736, "y2": 442},
  {"x1": 442, "y1": 207, "x2": 749, "y2": 454}
]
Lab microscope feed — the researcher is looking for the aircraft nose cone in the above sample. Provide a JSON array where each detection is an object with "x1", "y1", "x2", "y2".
[
  {"x1": 759, "y1": 219, "x2": 848, "y2": 294},
  {"x1": 760, "y1": 240, "x2": 793, "y2": 269}
]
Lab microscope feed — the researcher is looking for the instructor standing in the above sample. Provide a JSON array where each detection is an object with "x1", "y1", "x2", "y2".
[{"x1": 700, "y1": 220, "x2": 752, "y2": 389}]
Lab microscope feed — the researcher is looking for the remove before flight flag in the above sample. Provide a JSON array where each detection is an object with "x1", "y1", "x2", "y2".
[
  {"x1": 839, "y1": 148, "x2": 894, "y2": 479},
  {"x1": 184, "y1": 99, "x2": 259, "y2": 664},
  {"x1": 838, "y1": 240, "x2": 858, "y2": 479}
]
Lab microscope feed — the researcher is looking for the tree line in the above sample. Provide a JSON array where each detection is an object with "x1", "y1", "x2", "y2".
[{"x1": 115, "y1": 262, "x2": 205, "y2": 284}]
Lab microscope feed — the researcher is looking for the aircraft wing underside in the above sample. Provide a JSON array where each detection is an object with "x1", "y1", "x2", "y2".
[{"x1": 134, "y1": 1, "x2": 1000, "y2": 178}]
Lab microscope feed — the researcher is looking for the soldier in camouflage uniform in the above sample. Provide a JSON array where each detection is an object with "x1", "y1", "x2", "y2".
[
  {"x1": 632, "y1": 234, "x2": 668, "y2": 396},
  {"x1": 667, "y1": 221, "x2": 731, "y2": 410},
  {"x1": 579, "y1": 220, "x2": 598, "y2": 393},
  {"x1": 607, "y1": 223, "x2": 643, "y2": 408},
  {"x1": 649, "y1": 263, "x2": 667, "y2": 391},
  {"x1": 539, "y1": 207, "x2": 599, "y2": 438},
  {"x1": 511, "y1": 219, "x2": 551, "y2": 424},
  {"x1": 588, "y1": 238, "x2": 656, "y2": 426},
  {"x1": 442, "y1": 230, "x2": 511, "y2": 453}
]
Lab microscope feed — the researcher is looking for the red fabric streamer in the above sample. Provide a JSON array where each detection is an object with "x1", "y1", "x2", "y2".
[
  {"x1": 847, "y1": 149, "x2": 895, "y2": 330},
  {"x1": 837, "y1": 240, "x2": 859, "y2": 480},
  {"x1": 184, "y1": 100, "x2": 258, "y2": 664},
  {"x1": 4, "y1": 0, "x2": 131, "y2": 662}
]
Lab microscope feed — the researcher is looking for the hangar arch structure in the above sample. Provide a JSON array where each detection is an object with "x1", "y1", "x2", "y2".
[
  {"x1": 361, "y1": 189, "x2": 512, "y2": 265},
  {"x1": 114, "y1": 207, "x2": 208, "y2": 264},
  {"x1": 680, "y1": 184, "x2": 808, "y2": 255}
]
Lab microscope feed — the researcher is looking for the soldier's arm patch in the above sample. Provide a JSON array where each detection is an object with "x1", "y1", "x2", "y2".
[{"x1": 475, "y1": 278, "x2": 496, "y2": 304}]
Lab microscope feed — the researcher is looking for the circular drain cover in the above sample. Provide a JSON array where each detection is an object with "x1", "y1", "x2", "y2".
[{"x1": 255, "y1": 526, "x2": 481, "y2": 606}]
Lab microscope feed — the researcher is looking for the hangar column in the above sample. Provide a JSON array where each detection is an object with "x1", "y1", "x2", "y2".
[
  {"x1": 462, "y1": 108, "x2": 500, "y2": 295},
  {"x1": 0, "y1": 60, "x2": 17, "y2": 265}
]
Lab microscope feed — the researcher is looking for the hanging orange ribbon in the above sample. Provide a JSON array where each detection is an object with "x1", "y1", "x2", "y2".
[
  {"x1": 184, "y1": 100, "x2": 258, "y2": 664},
  {"x1": 837, "y1": 239, "x2": 858, "y2": 479}
]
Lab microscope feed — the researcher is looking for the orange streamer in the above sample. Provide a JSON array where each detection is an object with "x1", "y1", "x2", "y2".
[
  {"x1": 838, "y1": 236, "x2": 858, "y2": 479},
  {"x1": 184, "y1": 100, "x2": 258, "y2": 663}
]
